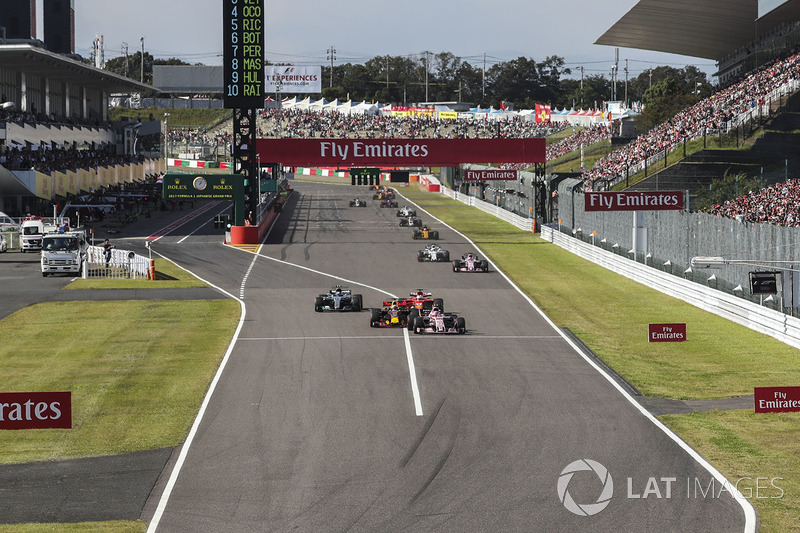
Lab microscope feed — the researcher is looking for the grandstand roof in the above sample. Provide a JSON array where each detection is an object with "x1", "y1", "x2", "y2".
[
  {"x1": 595, "y1": 0, "x2": 760, "y2": 61},
  {"x1": 0, "y1": 44, "x2": 152, "y2": 94}
]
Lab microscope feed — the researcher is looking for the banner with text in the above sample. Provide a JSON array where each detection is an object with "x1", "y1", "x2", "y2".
[
  {"x1": 464, "y1": 169, "x2": 518, "y2": 181},
  {"x1": 754, "y1": 386, "x2": 800, "y2": 413},
  {"x1": 256, "y1": 138, "x2": 546, "y2": 166},
  {"x1": 585, "y1": 191, "x2": 684, "y2": 212},
  {"x1": 0, "y1": 391, "x2": 72, "y2": 430},
  {"x1": 265, "y1": 66, "x2": 322, "y2": 93},
  {"x1": 648, "y1": 323, "x2": 687, "y2": 342}
]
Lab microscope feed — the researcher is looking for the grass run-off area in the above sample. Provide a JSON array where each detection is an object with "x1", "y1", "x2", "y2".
[
  {"x1": 0, "y1": 260, "x2": 237, "y2": 533},
  {"x1": 401, "y1": 189, "x2": 800, "y2": 532}
]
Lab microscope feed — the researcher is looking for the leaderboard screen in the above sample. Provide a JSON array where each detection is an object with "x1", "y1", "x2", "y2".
[{"x1": 223, "y1": 0, "x2": 265, "y2": 109}]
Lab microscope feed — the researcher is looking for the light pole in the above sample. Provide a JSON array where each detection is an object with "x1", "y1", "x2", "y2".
[
  {"x1": 140, "y1": 37, "x2": 144, "y2": 83},
  {"x1": 163, "y1": 113, "x2": 170, "y2": 163},
  {"x1": 275, "y1": 78, "x2": 282, "y2": 137}
]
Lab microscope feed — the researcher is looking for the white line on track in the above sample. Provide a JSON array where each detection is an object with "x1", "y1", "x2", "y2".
[
  {"x1": 176, "y1": 204, "x2": 232, "y2": 244},
  {"x1": 243, "y1": 248, "x2": 424, "y2": 416},
  {"x1": 238, "y1": 334, "x2": 559, "y2": 341},
  {"x1": 398, "y1": 190, "x2": 757, "y2": 533},
  {"x1": 145, "y1": 248, "x2": 250, "y2": 533}
]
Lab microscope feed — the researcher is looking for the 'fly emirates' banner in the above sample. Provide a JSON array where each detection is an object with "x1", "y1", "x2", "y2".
[{"x1": 256, "y1": 138, "x2": 545, "y2": 166}]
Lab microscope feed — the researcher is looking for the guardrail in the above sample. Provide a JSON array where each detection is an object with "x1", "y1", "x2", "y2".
[
  {"x1": 440, "y1": 185, "x2": 534, "y2": 232},
  {"x1": 540, "y1": 224, "x2": 800, "y2": 350}
]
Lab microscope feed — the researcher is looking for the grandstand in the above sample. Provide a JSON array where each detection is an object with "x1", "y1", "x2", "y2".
[{"x1": 0, "y1": 41, "x2": 161, "y2": 217}]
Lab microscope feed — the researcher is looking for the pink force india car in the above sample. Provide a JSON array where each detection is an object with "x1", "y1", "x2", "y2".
[
  {"x1": 411, "y1": 308, "x2": 467, "y2": 335},
  {"x1": 452, "y1": 253, "x2": 490, "y2": 273}
]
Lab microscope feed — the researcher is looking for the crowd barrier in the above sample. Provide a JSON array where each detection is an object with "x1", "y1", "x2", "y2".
[
  {"x1": 439, "y1": 184, "x2": 535, "y2": 232},
  {"x1": 84, "y1": 245, "x2": 151, "y2": 279},
  {"x1": 539, "y1": 224, "x2": 800, "y2": 350}
]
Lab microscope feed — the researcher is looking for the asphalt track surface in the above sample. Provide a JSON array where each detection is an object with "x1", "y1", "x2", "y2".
[
  {"x1": 0, "y1": 182, "x2": 755, "y2": 531},
  {"x1": 140, "y1": 182, "x2": 753, "y2": 532}
]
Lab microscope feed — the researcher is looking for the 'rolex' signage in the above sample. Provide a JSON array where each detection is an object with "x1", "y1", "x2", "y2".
[{"x1": 162, "y1": 173, "x2": 244, "y2": 200}]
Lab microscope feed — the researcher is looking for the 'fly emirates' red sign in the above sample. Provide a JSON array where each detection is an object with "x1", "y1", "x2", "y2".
[
  {"x1": 585, "y1": 191, "x2": 684, "y2": 212},
  {"x1": 256, "y1": 138, "x2": 545, "y2": 166},
  {"x1": 0, "y1": 391, "x2": 72, "y2": 429},
  {"x1": 754, "y1": 387, "x2": 800, "y2": 413}
]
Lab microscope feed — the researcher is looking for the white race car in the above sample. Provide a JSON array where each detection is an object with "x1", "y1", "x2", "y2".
[{"x1": 417, "y1": 244, "x2": 450, "y2": 262}]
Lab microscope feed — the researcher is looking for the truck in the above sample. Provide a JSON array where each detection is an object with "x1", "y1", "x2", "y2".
[{"x1": 40, "y1": 231, "x2": 87, "y2": 277}]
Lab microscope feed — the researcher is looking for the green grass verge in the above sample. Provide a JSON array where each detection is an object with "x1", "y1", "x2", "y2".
[
  {"x1": 0, "y1": 299, "x2": 239, "y2": 464},
  {"x1": 402, "y1": 189, "x2": 800, "y2": 531},
  {"x1": 662, "y1": 411, "x2": 799, "y2": 533}
]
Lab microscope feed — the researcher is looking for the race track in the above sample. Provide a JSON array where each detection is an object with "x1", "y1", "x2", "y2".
[{"x1": 144, "y1": 181, "x2": 752, "y2": 532}]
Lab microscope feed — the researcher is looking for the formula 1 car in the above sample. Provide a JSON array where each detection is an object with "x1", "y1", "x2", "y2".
[
  {"x1": 412, "y1": 226, "x2": 439, "y2": 240},
  {"x1": 399, "y1": 216, "x2": 423, "y2": 227},
  {"x1": 411, "y1": 310, "x2": 467, "y2": 335},
  {"x1": 315, "y1": 286, "x2": 363, "y2": 312},
  {"x1": 349, "y1": 198, "x2": 368, "y2": 207},
  {"x1": 380, "y1": 199, "x2": 399, "y2": 208},
  {"x1": 452, "y1": 253, "x2": 490, "y2": 272},
  {"x1": 373, "y1": 190, "x2": 395, "y2": 200},
  {"x1": 370, "y1": 301, "x2": 412, "y2": 328},
  {"x1": 417, "y1": 244, "x2": 450, "y2": 262},
  {"x1": 396, "y1": 206, "x2": 417, "y2": 218}
]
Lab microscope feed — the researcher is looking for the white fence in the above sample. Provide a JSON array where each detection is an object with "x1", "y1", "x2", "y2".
[
  {"x1": 540, "y1": 224, "x2": 800, "y2": 350},
  {"x1": 84, "y1": 245, "x2": 151, "y2": 279},
  {"x1": 440, "y1": 185, "x2": 535, "y2": 232}
]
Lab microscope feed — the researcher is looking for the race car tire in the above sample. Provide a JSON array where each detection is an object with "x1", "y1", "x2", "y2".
[
  {"x1": 456, "y1": 317, "x2": 466, "y2": 334},
  {"x1": 353, "y1": 294, "x2": 363, "y2": 312},
  {"x1": 443, "y1": 251, "x2": 450, "y2": 262},
  {"x1": 433, "y1": 298, "x2": 444, "y2": 311},
  {"x1": 452, "y1": 260, "x2": 460, "y2": 272},
  {"x1": 413, "y1": 220, "x2": 422, "y2": 227},
  {"x1": 431, "y1": 231, "x2": 439, "y2": 239},
  {"x1": 373, "y1": 195, "x2": 379, "y2": 200},
  {"x1": 349, "y1": 202, "x2": 355, "y2": 207},
  {"x1": 370, "y1": 308, "x2": 381, "y2": 327},
  {"x1": 417, "y1": 252, "x2": 424, "y2": 262},
  {"x1": 399, "y1": 221, "x2": 407, "y2": 226},
  {"x1": 409, "y1": 211, "x2": 417, "y2": 217},
  {"x1": 407, "y1": 309, "x2": 419, "y2": 330},
  {"x1": 413, "y1": 316, "x2": 425, "y2": 334},
  {"x1": 413, "y1": 233, "x2": 420, "y2": 240},
  {"x1": 481, "y1": 260, "x2": 490, "y2": 272},
  {"x1": 314, "y1": 296, "x2": 324, "y2": 312}
]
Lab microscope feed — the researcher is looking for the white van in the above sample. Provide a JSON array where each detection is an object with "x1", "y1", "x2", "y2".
[{"x1": 0, "y1": 212, "x2": 18, "y2": 232}]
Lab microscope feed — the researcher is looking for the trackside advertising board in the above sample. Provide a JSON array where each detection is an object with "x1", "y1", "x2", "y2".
[
  {"x1": 464, "y1": 169, "x2": 518, "y2": 181},
  {"x1": 754, "y1": 387, "x2": 800, "y2": 413},
  {"x1": 256, "y1": 138, "x2": 546, "y2": 166},
  {"x1": 585, "y1": 191, "x2": 684, "y2": 211},
  {"x1": 648, "y1": 323, "x2": 686, "y2": 342},
  {"x1": 265, "y1": 66, "x2": 321, "y2": 93},
  {"x1": 0, "y1": 391, "x2": 71, "y2": 429}
]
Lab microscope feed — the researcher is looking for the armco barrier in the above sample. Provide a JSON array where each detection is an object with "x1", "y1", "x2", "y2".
[
  {"x1": 540, "y1": 224, "x2": 800, "y2": 350},
  {"x1": 440, "y1": 185, "x2": 534, "y2": 232}
]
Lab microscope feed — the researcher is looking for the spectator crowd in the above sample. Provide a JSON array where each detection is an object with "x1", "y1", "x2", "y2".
[{"x1": 709, "y1": 178, "x2": 800, "y2": 226}]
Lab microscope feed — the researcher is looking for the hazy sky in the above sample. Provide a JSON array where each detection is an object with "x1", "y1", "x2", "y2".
[{"x1": 68, "y1": 0, "x2": 718, "y2": 81}]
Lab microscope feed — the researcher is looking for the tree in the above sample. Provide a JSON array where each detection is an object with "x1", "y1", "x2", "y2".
[
  {"x1": 103, "y1": 54, "x2": 189, "y2": 85},
  {"x1": 694, "y1": 171, "x2": 762, "y2": 211},
  {"x1": 638, "y1": 78, "x2": 698, "y2": 132}
]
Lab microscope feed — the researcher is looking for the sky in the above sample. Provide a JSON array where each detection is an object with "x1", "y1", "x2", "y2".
[{"x1": 66, "y1": 0, "x2": 719, "y2": 82}]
